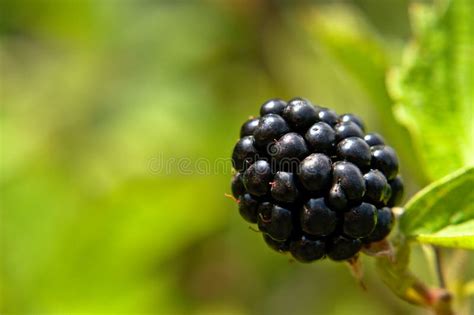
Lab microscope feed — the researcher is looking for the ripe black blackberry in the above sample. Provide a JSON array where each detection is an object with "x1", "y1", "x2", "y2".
[{"x1": 231, "y1": 97, "x2": 403, "y2": 263}]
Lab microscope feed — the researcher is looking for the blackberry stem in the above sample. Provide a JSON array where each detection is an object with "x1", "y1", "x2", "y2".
[
  {"x1": 434, "y1": 247, "x2": 447, "y2": 289},
  {"x1": 374, "y1": 238, "x2": 455, "y2": 315}
]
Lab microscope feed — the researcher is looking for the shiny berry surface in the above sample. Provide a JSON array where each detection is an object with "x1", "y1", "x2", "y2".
[{"x1": 231, "y1": 97, "x2": 403, "y2": 262}]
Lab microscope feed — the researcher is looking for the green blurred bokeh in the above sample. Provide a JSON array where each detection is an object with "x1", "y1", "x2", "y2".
[{"x1": 1, "y1": 1, "x2": 472, "y2": 314}]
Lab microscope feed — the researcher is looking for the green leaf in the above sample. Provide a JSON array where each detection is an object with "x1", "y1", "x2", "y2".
[
  {"x1": 414, "y1": 220, "x2": 474, "y2": 249},
  {"x1": 399, "y1": 166, "x2": 474, "y2": 248},
  {"x1": 304, "y1": 4, "x2": 427, "y2": 184},
  {"x1": 388, "y1": 0, "x2": 474, "y2": 181}
]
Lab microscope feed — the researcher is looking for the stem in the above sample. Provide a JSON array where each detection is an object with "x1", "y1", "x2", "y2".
[
  {"x1": 374, "y1": 238, "x2": 455, "y2": 315},
  {"x1": 435, "y1": 247, "x2": 447, "y2": 289}
]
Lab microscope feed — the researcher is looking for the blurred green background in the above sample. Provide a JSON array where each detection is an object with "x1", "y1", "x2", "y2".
[{"x1": 1, "y1": 0, "x2": 472, "y2": 314}]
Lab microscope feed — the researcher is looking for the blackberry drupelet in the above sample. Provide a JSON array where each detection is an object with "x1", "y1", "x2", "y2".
[
  {"x1": 230, "y1": 97, "x2": 404, "y2": 263},
  {"x1": 240, "y1": 118, "x2": 260, "y2": 137},
  {"x1": 305, "y1": 122, "x2": 336, "y2": 154},
  {"x1": 270, "y1": 171, "x2": 300, "y2": 203}
]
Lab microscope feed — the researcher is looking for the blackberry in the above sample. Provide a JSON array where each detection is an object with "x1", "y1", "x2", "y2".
[
  {"x1": 231, "y1": 172, "x2": 245, "y2": 198},
  {"x1": 343, "y1": 203, "x2": 377, "y2": 238},
  {"x1": 317, "y1": 108, "x2": 339, "y2": 126},
  {"x1": 331, "y1": 161, "x2": 365, "y2": 203},
  {"x1": 363, "y1": 207, "x2": 394, "y2": 243},
  {"x1": 271, "y1": 171, "x2": 300, "y2": 203},
  {"x1": 337, "y1": 137, "x2": 371, "y2": 169},
  {"x1": 363, "y1": 169, "x2": 392, "y2": 205},
  {"x1": 263, "y1": 234, "x2": 290, "y2": 252},
  {"x1": 334, "y1": 121, "x2": 364, "y2": 141},
  {"x1": 238, "y1": 193, "x2": 259, "y2": 223},
  {"x1": 240, "y1": 117, "x2": 260, "y2": 137},
  {"x1": 257, "y1": 203, "x2": 293, "y2": 241},
  {"x1": 290, "y1": 235, "x2": 326, "y2": 263},
  {"x1": 298, "y1": 153, "x2": 332, "y2": 192},
  {"x1": 230, "y1": 97, "x2": 403, "y2": 263},
  {"x1": 301, "y1": 198, "x2": 337, "y2": 236},
  {"x1": 282, "y1": 98, "x2": 319, "y2": 132},
  {"x1": 328, "y1": 236, "x2": 362, "y2": 261},
  {"x1": 260, "y1": 98, "x2": 287, "y2": 116},
  {"x1": 254, "y1": 114, "x2": 290, "y2": 149},
  {"x1": 339, "y1": 113, "x2": 365, "y2": 131},
  {"x1": 370, "y1": 145, "x2": 399, "y2": 180},
  {"x1": 387, "y1": 175, "x2": 404, "y2": 207},
  {"x1": 273, "y1": 132, "x2": 309, "y2": 162},
  {"x1": 243, "y1": 160, "x2": 273, "y2": 196},
  {"x1": 305, "y1": 122, "x2": 336, "y2": 153},
  {"x1": 327, "y1": 184, "x2": 348, "y2": 211},
  {"x1": 232, "y1": 136, "x2": 259, "y2": 171},
  {"x1": 364, "y1": 133, "x2": 385, "y2": 146}
]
